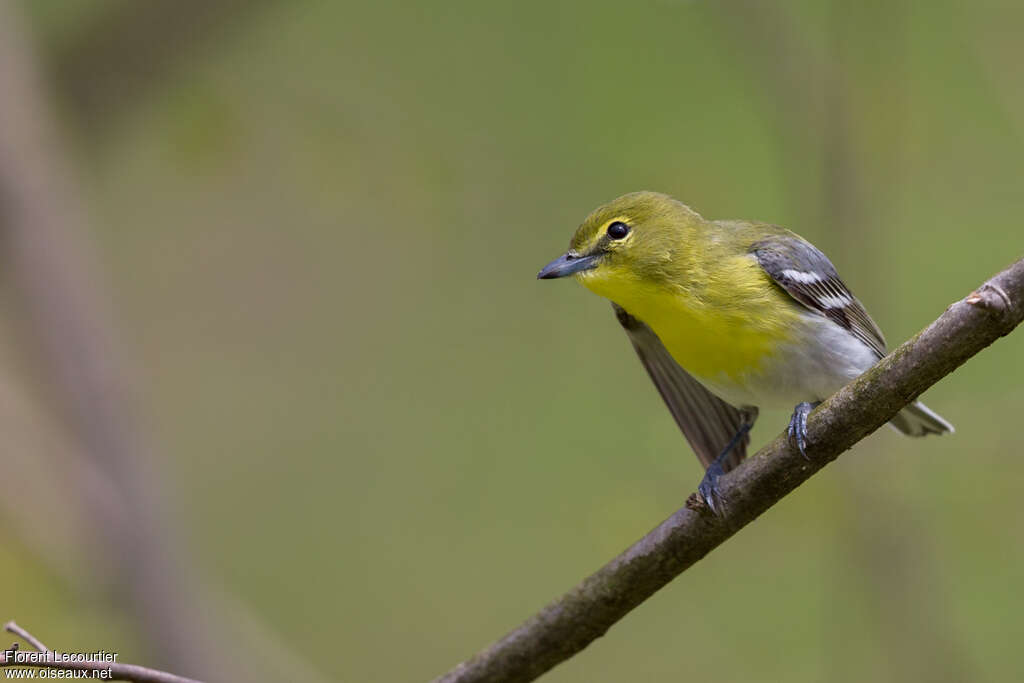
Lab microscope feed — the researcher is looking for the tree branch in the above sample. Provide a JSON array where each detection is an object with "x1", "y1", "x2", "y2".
[
  {"x1": 5, "y1": 622, "x2": 48, "y2": 654},
  {"x1": 433, "y1": 257, "x2": 1024, "y2": 683},
  {"x1": 2, "y1": 622, "x2": 203, "y2": 683}
]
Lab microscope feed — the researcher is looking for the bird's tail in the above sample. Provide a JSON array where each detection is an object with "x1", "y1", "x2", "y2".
[{"x1": 888, "y1": 401, "x2": 954, "y2": 437}]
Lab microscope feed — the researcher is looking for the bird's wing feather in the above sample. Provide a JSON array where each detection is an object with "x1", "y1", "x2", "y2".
[
  {"x1": 613, "y1": 304, "x2": 755, "y2": 472},
  {"x1": 752, "y1": 235, "x2": 887, "y2": 358}
]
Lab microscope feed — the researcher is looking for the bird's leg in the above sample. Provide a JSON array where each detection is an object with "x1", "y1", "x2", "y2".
[
  {"x1": 787, "y1": 401, "x2": 820, "y2": 461},
  {"x1": 697, "y1": 416, "x2": 755, "y2": 516}
]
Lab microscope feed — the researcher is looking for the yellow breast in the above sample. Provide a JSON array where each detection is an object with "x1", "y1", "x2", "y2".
[{"x1": 580, "y1": 256, "x2": 797, "y2": 382}]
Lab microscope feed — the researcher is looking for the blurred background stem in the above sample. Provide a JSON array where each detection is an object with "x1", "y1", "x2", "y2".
[{"x1": 0, "y1": 1, "x2": 217, "y2": 677}]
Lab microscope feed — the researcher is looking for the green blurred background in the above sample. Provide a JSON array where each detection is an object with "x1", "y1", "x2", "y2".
[{"x1": 3, "y1": 1, "x2": 1023, "y2": 681}]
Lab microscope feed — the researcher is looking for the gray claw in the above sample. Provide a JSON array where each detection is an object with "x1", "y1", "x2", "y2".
[
  {"x1": 787, "y1": 401, "x2": 817, "y2": 461},
  {"x1": 697, "y1": 463, "x2": 728, "y2": 516}
]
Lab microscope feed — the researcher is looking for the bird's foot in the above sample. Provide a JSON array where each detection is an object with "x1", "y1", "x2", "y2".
[
  {"x1": 697, "y1": 461, "x2": 728, "y2": 516},
  {"x1": 787, "y1": 401, "x2": 819, "y2": 461},
  {"x1": 695, "y1": 417, "x2": 755, "y2": 516}
]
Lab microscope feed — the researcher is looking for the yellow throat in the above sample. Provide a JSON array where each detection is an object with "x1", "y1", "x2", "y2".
[{"x1": 577, "y1": 253, "x2": 797, "y2": 383}]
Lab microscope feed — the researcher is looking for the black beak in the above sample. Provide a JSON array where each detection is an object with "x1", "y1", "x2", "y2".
[{"x1": 537, "y1": 252, "x2": 599, "y2": 279}]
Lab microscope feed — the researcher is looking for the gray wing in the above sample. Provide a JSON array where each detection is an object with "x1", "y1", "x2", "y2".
[
  {"x1": 613, "y1": 304, "x2": 756, "y2": 472},
  {"x1": 752, "y1": 235, "x2": 887, "y2": 358}
]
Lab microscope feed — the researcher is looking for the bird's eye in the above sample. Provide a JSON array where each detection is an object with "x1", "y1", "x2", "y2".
[{"x1": 607, "y1": 221, "x2": 630, "y2": 240}]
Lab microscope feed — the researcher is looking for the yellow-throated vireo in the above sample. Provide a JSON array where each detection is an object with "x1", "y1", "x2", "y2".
[{"x1": 538, "y1": 191, "x2": 952, "y2": 514}]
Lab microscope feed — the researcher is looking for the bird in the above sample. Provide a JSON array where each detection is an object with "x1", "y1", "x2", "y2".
[{"x1": 538, "y1": 191, "x2": 952, "y2": 514}]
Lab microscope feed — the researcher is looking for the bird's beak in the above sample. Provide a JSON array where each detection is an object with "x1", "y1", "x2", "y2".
[{"x1": 537, "y1": 252, "x2": 599, "y2": 279}]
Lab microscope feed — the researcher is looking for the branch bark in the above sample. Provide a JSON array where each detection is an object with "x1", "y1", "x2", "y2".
[
  {"x1": 2, "y1": 622, "x2": 203, "y2": 683},
  {"x1": 434, "y1": 257, "x2": 1024, "y2": 683}
]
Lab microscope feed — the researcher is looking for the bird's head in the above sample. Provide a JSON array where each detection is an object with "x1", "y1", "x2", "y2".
[{"x1": 537, "y1": 191, "x2": 704, "y2": 299}]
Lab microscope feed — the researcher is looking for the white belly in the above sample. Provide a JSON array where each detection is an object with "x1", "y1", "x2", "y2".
[{"x1": 691, "y1": 313, "x2": 880, "y2": 410}]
